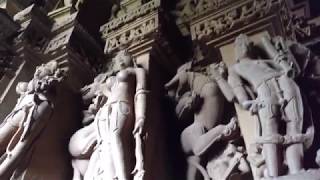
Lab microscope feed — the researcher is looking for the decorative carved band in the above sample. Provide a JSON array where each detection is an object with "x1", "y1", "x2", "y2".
[
  {"x1": 173, "y1": 0, "x2": 237, "y2": 24},
  {"x1": 100, "y1": 0, "x2": 160, "y2": 36},
  {"x1": 190, "y1": 0, "x2": 285, "y2": 40},
  {"x1": 45, "y1": 28, "x2": 73, "y2": 53},
  {"x1": 51, "y1": 13, "x2": 77, "y2": 32},
  {"x1": 104, "y1": 13, "x2": 158, "y2": 53}
]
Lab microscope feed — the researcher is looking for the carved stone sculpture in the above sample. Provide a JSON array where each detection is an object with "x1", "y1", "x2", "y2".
[
  {"x1": 165, "y1": 59, "x2": 249, "y2": 180},
  {"x1": 69, "y1": 49, "x2": 148, "y2": 180},
  {"x1": 227, "y1": 34, "x2": 312, "y2": 178},
  {"x1": 0, "y1": 60, "x2": 67, "y2": 179}
]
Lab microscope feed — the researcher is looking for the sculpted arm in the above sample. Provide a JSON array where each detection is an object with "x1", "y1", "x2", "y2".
[
  {"x1": 228, "y1": 68, "x2": 250, "y2": 107},
  {"x1": 132, "y1": 67, "x2": 148, "y2": 177},
  {"x1": 209, "y1": 63, "x2": 235, "y2": 102}
]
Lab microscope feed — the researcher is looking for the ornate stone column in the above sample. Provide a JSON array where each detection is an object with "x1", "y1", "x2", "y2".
[{"x1": 100, "y1": 0, "x2": 185, "y2": 179}]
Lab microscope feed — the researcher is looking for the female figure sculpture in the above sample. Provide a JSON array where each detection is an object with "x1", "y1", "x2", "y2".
[
  {"x1": 227, "y1": 34, "x2": 307, "y2": 178},
  {"x1": 165, "y1": 60, "x2": 248, "y2": 180},
  {"x1": 69, "y1": 49, "x2": 148, "y2": 180},
  {"x1": 0, "y1": 60, "x2": 65, "y2": 179}
]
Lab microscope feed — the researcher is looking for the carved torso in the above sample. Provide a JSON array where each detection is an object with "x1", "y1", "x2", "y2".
[{"x1": 231, "y1": 59, "x2": 283, "y2": 89}]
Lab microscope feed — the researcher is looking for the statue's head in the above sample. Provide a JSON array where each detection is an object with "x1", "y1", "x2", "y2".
[
  {"x1": 16, "y1": 82, "x2": 29, "y2": 95},
  {"x1": 112, "y1": 48, "x2": 134, "y2": 71},
  {"x1": 34, "y1": 60, "x2": 59, "y2": 79},
  {"x1": 235, "y1": 34, "x2": 252, "y2": 61}
]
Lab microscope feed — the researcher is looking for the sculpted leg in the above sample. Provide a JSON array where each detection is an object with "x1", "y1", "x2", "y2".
[
  {"x1": 0, "y1": 101, "x2": 52, "y2": 178},
  {"x1": 181, "y1": 123, "x2": 205, "y2": 180},
  {"x1": 110, "y1": 103, "x2": 132, "y2": 180},
  {"x1": 259, "y1": 106, "x2": 281, "y2": 177},
  {"x1": 0, "y1": 111, "x2": 25, "y2": 154},
  {"x1": 69, "y1": 123, "x2": 96, "y2": 158},
  {"x1": 284, "y1": 99, "x2": 304, "y2": 174},
  {"x1": 186, "y1": 156, "x2": 204, "y2": 180},
  {"x1": 69, "y1": 122, "x2": 97, "y2": 179},
  {"x1": 85, "y1": 145, "x2": 115, "y2": 180},
  {"x1": 192, "y1": 118, "x2": 238, "y2": 156},
  {"x1": 278, "y1": 76, "x2": 304, "y2": 174},
  {"x1": 72, "y1": 159, "x2": 87, "y2": 180},
  {"x1": 111, "y1": 131, "x2": 129, "y2": 180}
]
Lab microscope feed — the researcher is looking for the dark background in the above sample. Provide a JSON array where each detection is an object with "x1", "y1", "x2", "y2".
[{"x1": 308, "y1": 0, "x2": 320, "y2": 16}]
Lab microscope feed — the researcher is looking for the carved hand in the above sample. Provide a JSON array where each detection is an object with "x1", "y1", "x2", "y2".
[
  {"x1": 132, "y1": 161, "x2": 145, "y2": 180},
  {"x1": 241, "y1": 100, "x2": 259, "y2": 114},
  {"x1": 209, "y1": 62, "x2": 226, "y2": 80},
  {"x1": 133, "y1": 118, "x2": 145, "y2": 135}
]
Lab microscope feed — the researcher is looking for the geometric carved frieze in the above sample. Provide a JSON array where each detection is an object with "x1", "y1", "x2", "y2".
[
  {"x1": 173, "y1": 0, "x2": 237, "y2": 33},
  {"x1": 102, "y1": 11, "x2": 159, "y2": 53},
  {"x1": 45, "y1": 28, "x2": 73, "y2": 53},
  {"x1": 100, "y1": 0, "x2": 160, "y2": 35},
  {"x1": 190, "y1": 0, "x2": 290, "y2": 42},
  {"x1": 175, "y1": 0, "x2": 237, "y2": 21}
]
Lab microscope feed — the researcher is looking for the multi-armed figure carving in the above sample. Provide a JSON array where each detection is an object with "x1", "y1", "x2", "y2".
[
  {"x1": 69, "y1": 49, "x2": 148, "y2": 180},
  {"x1": 165, "y1": 52, "x2": 250, "y2": 180},
  {"x1": 227, "y1": 34, "x2": 312, "y2": 178},
  {"x1": 0, "y1": 60, "x2": 66, "y2": 179}
]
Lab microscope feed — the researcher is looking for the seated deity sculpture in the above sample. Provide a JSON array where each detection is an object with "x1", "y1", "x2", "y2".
[
  {"x1": 69, "y1": 48, "x2": 148, "y2": 180},
  {"x1": 0, "y1": 60, "x2": 66, "y2": 179},
  {"x1": 226, "y1": 34, "x2": 312, "y2": 178},
  {"x1": 165, "y1": 54, "x2": 250, "y2": 180}
]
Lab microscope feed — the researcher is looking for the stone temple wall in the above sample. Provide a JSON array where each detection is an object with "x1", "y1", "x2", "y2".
[{"x1": 0, "y1": 0, "x2": 319, "y2": 180}]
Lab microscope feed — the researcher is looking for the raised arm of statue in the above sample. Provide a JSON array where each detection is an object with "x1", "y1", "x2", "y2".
[
  {"x1": 209, "y1": 63, "x2": 235, "y2": 102},
  {"x1": 261, "y1": 36, "x2": 296, "y2": 77}
]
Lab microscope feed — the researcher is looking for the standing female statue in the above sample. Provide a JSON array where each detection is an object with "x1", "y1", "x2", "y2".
[
  {"x1": 69, "y1": 49, "x2": 148, "y2": 180},
  {"x1": 165, "y1": 59, "x2": 248, "y2": 180},
  {"x1": 0, "y1": 60, "x2": 66, "y2": 179}
]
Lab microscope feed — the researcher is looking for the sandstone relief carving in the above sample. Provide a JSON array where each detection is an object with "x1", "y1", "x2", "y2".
[
  {"x1": 0, "y1": 60, "x2": 68, "y2": 179},
  {"x1": 69, "y1": 49, "x2": 148, "y2": 180},
  {"x1": 190, "y1": 0, "x2": 285, "y2": 40},
  {"x1": 100, "y1": 0, "x2": 160, "y2": 34},
  {"x1": 172, "y1": 0, "x2": 235, "y2": 23},
  {"x1": 103, "y1": 16, "x2": 157, "y2": 53},
  {"x1": 165, "y1": 48, "x2": 250, "y2": 180},
  {"x1": 226, "y1": 34, "x2": 315, "y2": 179}
]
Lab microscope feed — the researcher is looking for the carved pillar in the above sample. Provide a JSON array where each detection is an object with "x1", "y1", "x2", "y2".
[
  {"x1": 100, "y1": 0, "x2": 185, "y2": 179},
  {"x1": 44, "y1": 5, "x2": 104, "y2": 90}
]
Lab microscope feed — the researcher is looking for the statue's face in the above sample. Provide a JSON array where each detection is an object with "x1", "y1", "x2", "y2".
[
  {"x1": 119, "y1": 55, "x2": 133, "y2": 69},
  {"x1": 34, "y1": 65, "x2": 49, "y2": 79},
  {"x1": 235, "y1": 34, "x2": 251, "y2": 61}
]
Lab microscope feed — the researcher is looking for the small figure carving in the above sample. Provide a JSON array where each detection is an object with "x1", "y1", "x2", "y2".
[
  {"x1": 227, "y1": 34, "x2": 310, "y2": 178},
  {"x1": 172, "y1": 0, "x2": 197, "y2": 21},
  {"x1": 69, "y1": 49, "x2": 148, "y2": 180},
  {"x1": 165, "y1": 53, "x2": 249, "y2": 180},
  {"x1": 0, "y1": 60, "x2": 66, "y2": 179}
]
